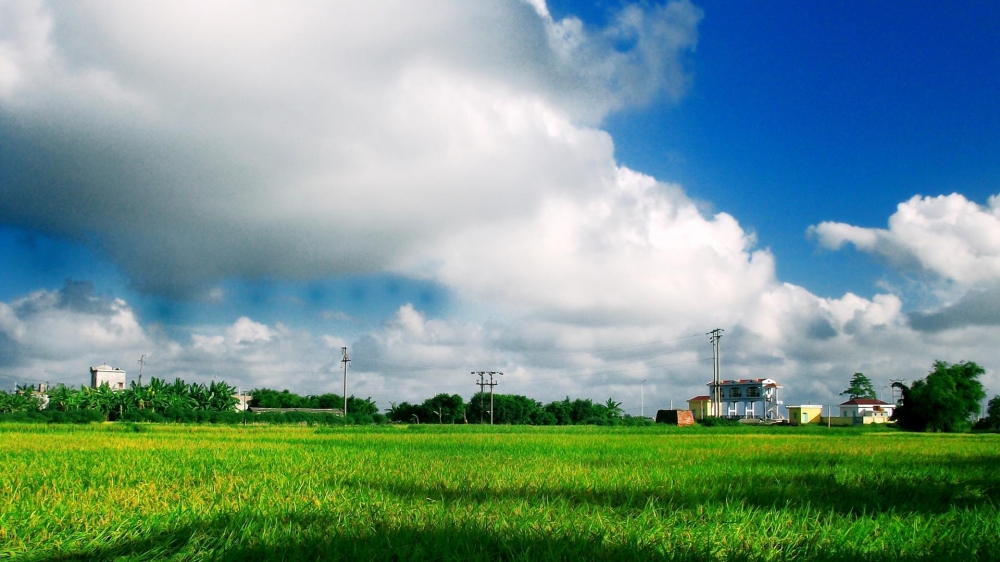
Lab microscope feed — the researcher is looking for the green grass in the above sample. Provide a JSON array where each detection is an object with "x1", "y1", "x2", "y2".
[{"x1": 1, "y1": 424, "x2": 998, "y2": 561}]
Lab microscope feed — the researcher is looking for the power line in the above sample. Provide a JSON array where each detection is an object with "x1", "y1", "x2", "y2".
[
  {"x1": 361, "y1": 337, "x2": 705, "y2": 374},
  {"x1": 514, "y1": 333, "x2": 704, "y2": 359},
  {"x1": 501, "y1": 357, "x2": 712, "y2": 386},
  {"x1": 0, "y1": 372, "x2": 54, "y2": 386},
  {"x1": 375, "y1": 356, "x2": 713, "y2": 396},
  {"x1": 359, "y1": 331, "x2": 706, "y2": 372}
]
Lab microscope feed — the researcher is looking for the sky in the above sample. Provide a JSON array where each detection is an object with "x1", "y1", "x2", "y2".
[{"x1": 1, "y1": 0, "x2": 999, "y2": 415}]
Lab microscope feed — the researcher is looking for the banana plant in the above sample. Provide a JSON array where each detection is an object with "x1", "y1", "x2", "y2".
[{"x1": 207, "y1": 380, "x2": 238, "y2": 411}]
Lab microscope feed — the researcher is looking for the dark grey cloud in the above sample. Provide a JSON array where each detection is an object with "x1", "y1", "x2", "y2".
[
  {"x1": 806, "y1": 318, "x2": 837, "y2": 340},
  {"x1": 908, "y1": 284, "x2": 1000, "y2": 332}
]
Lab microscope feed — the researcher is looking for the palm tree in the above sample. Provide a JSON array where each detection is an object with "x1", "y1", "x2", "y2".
[{"x1": 604, "y1": 398, "x2": 623, "y2": 419}]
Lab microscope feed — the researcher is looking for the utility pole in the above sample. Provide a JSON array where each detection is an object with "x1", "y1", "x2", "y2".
[
  {"x1": 487, "y1": 371, "x2": 501, "y2": 425},
  {"x1": 472, "y1": 372, "x2": 487, "y2": 424},
  {"x1": 708, "y1": 329, "x2": 723, "y2": 417},
  {"x1": 472, "y1": 371, "x2": 503, "y2": 425},
  {"x1": 641, "y1": 379, "x2": 646, "y2": 418},
  {"x1": 137, "y1": 354, "x2": 146, "y2": 388},
  {"x1": 341, "y1": 347, "x2": 350, "y2": 417}
]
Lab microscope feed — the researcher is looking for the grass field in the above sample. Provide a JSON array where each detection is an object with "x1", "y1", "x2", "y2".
[{"x1": 1, "y1": 423, "x2": 998, "y2": 561}]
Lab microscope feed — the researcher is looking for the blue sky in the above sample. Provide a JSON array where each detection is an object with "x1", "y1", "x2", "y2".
[
  {"x1": 1, "y1": 0, "x2": 998, "y2": 411},
  {"x1": 597, "y1": 0, "x2": 1000, "y2": 297}
]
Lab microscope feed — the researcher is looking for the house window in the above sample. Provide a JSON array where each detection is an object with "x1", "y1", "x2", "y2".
[
  {"x1": 747, "y1": 387, "x2": 760, "y2": 398},
  {"x1": 729, "y1": 388, "x2": 742, "y2": 398}
]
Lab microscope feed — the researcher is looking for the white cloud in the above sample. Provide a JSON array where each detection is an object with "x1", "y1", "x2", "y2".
[
  {"x1": 0, "y1": 282, "x2": 351, "y2": 394},
  {"x1": 407, "y1": 166, "x2": 774, "y2": 328},
  {"x1": 0, "y1": 281, "x2": 151, "y2": 386},
  {"x1": 810, "y1": 193, "x2": 1000, "y2": 286},
  {"x1": 0, "y1": 0, "x2": 701, "y2": 296}
]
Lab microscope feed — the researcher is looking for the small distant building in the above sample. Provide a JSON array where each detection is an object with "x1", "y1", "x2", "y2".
[
  {"x1": 687, "y1": 395, "x2": 712, "y2": 420},
  {"x1": 787, "y1": 405, "x2": 823, "y2": 426},
  {"x1": 90, "y1": 364, "x2": 126, "y2": 390},
  {"x1": 655, "y1": 409, "x2": 696, "y2": 426},
  {"x1": 233, "y1": 394, "x2": 252, "y2": 412},
  {"x1": 839, "y1": 398, "x2": 894, "y2": 423}
]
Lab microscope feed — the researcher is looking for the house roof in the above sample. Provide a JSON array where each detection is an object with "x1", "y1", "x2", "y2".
[
  {"x1": 706, "y1": 378, "x2": 782, "y2": 387},
  {"x1": 688, "y1": 395, "x2": 711, "y2": 401},
  {"x1": 839, "y1": 398, "x2": 890, "y2": 406}
]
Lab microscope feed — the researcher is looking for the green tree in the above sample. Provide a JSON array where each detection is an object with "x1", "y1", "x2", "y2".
[
  {"x1": 347, "y1": 396, "x2": 378, "y2": 416},
  {"x1": 974, "y1": 395, "x2": 1000, "y2": 430},
  {"x1": 543, "y1": 399, "x2": 572, "y2": 425},
  {"x1": 421, "y1": 394, "x2": 465, "y2": 424},
  {"x1": 893, "y1": 360, "x2": 986, "y2": 432},
  {"x1": 841, "y1": 372, "x2": 877, "y2": 400},
  {"x1": 144, "y1": 377, "x2": 169, "y2": 412},
  {"x1": 47, "y1": 384, "x2": 78, "y2": 411},
  {"x1": 387, "y1": 401, "x2": 427, "y2": 424},
  {"x1": 0, "y1": 389, "x2": 41, "y2": 413},
  {"x1": 466, "y1": 393, "x2": 544, "y2": 424}
]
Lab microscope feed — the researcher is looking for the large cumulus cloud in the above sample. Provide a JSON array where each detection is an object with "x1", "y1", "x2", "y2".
[{"x1": 0, "y1": 0, "x2": 701, "y2": 295}]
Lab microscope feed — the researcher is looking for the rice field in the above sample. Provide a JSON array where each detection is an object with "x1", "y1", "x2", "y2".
[{"x1": 1, "y1": 423, "x2": 998, "y2": 561}]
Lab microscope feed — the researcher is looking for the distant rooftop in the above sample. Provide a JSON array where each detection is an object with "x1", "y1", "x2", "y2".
[{"x1": 839, "y1": 398, "x2": 890, "y2": 406}]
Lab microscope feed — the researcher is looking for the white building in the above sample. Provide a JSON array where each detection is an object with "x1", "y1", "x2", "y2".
[
  {"x1": 90, "y1": 364, "x2": 126, "y2": 390},
  {"x1": 233, "y1": 393, "x2": 252, "y2": 412},
  {"x1": 707, "y1": 378, "x2": 784, "y2": 420},
  {"x1": 839, "y1": 398, "x2": 894, "y2": 420}
]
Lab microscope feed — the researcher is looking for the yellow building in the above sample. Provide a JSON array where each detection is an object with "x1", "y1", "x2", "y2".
[
  {"x1": 787, "y1": 405, "x2": 823, "y2": 425},
  {"x1": 687, "y1": 395, "x2": 712, "y2": 419}
]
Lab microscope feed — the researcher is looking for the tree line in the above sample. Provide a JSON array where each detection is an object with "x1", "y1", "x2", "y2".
[
  {"x1": 4, "y1": 359, "x2": 998, "y2": 431},
  {"x1": 0, "y1": 377, "x2": 644, "y2": 426},
  {"x1": 388, "y1": 392, "x2": 647, "y2": 426},
  {"x1": 0, "y1": 378, "x2": 239, "y2": 421}
]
